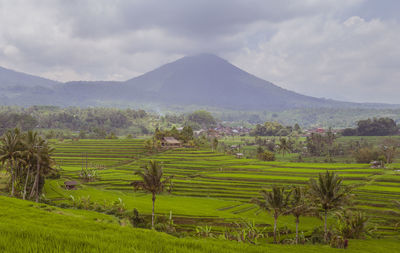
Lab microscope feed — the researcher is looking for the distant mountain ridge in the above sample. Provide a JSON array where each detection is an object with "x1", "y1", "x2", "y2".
[{"x1": 0, "y1": 54, "x2": 398, "y2": 110}]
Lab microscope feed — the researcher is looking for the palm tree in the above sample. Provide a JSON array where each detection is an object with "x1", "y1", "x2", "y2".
[
  {"x1": 277, "y1": 138, "x2": 291, "y2": 157},
  {"x1": 286, "y1": 186, "x2": 314, "y2": 244},
  {"x1": 132, "y1": 160, "x2": 172, "y2": 229},
  {"x1": 21, "y1": 131, "x2": 41, "y2": 200},
  {"x1": 309, "y1": 171, "x2": 351, "y2": 242},
  {"x1": 23, "y1": 135, "x2": 55, "y2": 202},
  {"x1": 0, "y1": 128, "x2": 22, "y2": 196},
  {"x1": 252, "y1": 186, "x2": 291, "y2": 243}
]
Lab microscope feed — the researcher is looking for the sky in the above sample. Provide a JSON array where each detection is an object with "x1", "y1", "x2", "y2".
[{"x1": 0, "y1": 0, "x2": 399, "y2": 103}]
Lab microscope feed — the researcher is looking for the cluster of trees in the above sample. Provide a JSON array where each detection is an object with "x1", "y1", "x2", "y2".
[
  {"x1": 144, "y1": 126, "x2": 205, "y2": 153},
  {"x1": 160, "y1": 110, "x2": 217, "y2": 130},
  {"x1": 0, "y1": 112, "x2": 37, "y2": 135},
  {"x1": 215, "y1": 108, "x2": 400, "y2": 129},
  {"x1": 0, "y1": 106, "x2": 149, "y2": 137},
  {"x1": 154, "y1": 126, "x2": 194, "y2": 143},
  {"x1": 251, "y1": 122, "x2": 301, "y2": 137},
  {"x1": 0, "y1": 129, "x2": 55, "y2": 202},
  {"x1": 186, "y1": 110, "x2": 216, "y2": 129},
  {"x1": 253, "y1": 171, "x2": 361, "y2": 247},
  {"x1": 342, "y1": 117, "x2": 399, "y2": 136},
  {"x1": 351, "y1": 138, "x2": 399, "y2": 164},
  {"x1": 305, "y1": 131, "x2": 340, "y2": 157}
]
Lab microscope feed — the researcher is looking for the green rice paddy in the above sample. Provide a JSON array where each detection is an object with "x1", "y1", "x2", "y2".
[{"x1": 2, "y1": 137, "x2": 395, "y2": 252}]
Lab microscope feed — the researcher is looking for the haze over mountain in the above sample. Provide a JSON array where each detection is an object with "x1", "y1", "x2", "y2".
[{"x1": 0, "y1": 54, "x2": 398, "y2": 110}]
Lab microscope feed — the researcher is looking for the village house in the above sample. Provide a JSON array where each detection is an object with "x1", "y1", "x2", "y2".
[
  {"x1": 64, "y1": 180, "x2": 78, "y2": 190},
  {"x1": 161, "y1": 137, "x2": 182, "y2": 148},
  {"x1": 235, "y1": 153, "x2": 244, "y2": 159}
]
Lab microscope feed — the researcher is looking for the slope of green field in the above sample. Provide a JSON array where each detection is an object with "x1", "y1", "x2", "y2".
[
  {"x1": 46, "y1": 139, "x2": 400, "y2": 238},
  {"x1": 0, "y1": 196, "x2": 399, "y2": 253}
]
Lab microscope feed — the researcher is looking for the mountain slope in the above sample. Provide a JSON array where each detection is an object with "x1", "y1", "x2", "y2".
[
  {"x1": 121, "y1": 54, "x2": 343, "y2": 110},
  {"x1": 0, "y1": 54, "x2": 398, "y2": 110},
  {"x1": 0, "y1": 66, "x2": 61, "y2": 106},
  {"x1": 0, "y1": 66, "x2": 60, "y2": 88}
]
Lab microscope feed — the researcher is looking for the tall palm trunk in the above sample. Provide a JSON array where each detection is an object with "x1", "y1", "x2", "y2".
[
  {"x1": 295, "y1": 216, "x2": 299, "y2": 244},
  {"x1": 324, "y1": 209, "x2": 328, "y2": 242},
  {"x1": 273, "y1": 212, "x2": 278, "y2": 244},
  {"x1": 23, "y1": 166, "x2": 30, "y2": 200},
  {"x1": 35, "y1": 160, "x2": 40, "y2": 203},
  {"x1": 151, "y1": 192, "x2": 156, "y2": 229},
  {"x1": 10, "y1": 161, "x2": 15, "y2": 196},
  {"x1": 29, "y1": 161, "x2": 40, "y2": 201}
]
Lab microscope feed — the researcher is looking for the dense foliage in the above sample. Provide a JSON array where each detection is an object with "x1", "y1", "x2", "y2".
[
  {"x1": 342, "y1": 117, "x2": 399, "y2": 136},
  {"x1": 186, "y1": 110, "x2": 216, "y2": 128},
  {"x1": 0, "y1": 106, "x2": 148, "y2": 137},
  {"x1": 251, "y1": 122, "x2": 294, "y2": 136}
]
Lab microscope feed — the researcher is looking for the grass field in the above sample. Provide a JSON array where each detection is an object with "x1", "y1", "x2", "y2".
[{"x1": 0, "y1": 195, "x2": 399, "y2": 253}]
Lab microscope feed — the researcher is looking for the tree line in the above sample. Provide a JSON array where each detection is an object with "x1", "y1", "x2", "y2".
[
  {"x1": 342, "y1": 117, "x2": 399, "y2": 136},
  {"x1": 0, "y1": 106, "x2": 148, "y2": 137}
]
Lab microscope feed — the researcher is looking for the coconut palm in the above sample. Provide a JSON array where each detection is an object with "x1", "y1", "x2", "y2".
[
  {"x1": 252, "y1": 186, "x2": 291, "y2": 243},
  {"x1": 277, "y1": 138, "x2": 291, "y2": 157},
  {"x1": 309, "y1": 171, "x2": 351, "y2": 242},
  {"x1": 0, "y1": 128, "x2": 22, "y2": 196},
  {"x1": 21, "y1": 131, "x2": 43, "y2": 200},
  {"x1": 286, "y1": 186, "x2": 314, "y2": 244},
  {"x1": 132, "y1": 160, "x2": 172, "y2": 229},
  {"x1": 31, "y1": 141, "x2": 54, "y2": 202}
]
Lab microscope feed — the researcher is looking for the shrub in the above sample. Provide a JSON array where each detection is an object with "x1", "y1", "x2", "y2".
[
  {"x1": 335, "y1": 210, "x2": 374, "y2": 239},
  {"x1": 353, "y1": 147, "x2": 380, "y2": 163},
  {"x1": 126, "y1": 208, "x2": 147, "y2": 228},
  {"x1": 258, "y1": 151, "x2": 275, "y2": 161}
]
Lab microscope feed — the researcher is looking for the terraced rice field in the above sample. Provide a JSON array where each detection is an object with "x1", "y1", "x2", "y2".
[
  {"x1": 50, "y1": 139, "x2": 146, "y2": 167},
  {"x1": 45, "y1": 139, "x2": 400, "y2": 237}
]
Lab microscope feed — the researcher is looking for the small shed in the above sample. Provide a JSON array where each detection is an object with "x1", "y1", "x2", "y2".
[
  {"x1": 161, "y1": 137, "x2": 182, "y2": 148},
  {"x1": 370, "y1": 160, "x2": 384, "y2": 168},
  {"x1": 235, "y1": 153, "x2": 244, "y2": 159},
  {"x1": 64, "y1": 180, "x2": 78, "y2": 190}
]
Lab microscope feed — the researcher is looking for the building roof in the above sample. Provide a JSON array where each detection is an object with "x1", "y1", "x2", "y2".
[
  {"x1": 64, "y1": 180, "x2": 78, "y2": 186},
  {"x1": 163, "y1": 137, "x2": 181, "y2": 144}
]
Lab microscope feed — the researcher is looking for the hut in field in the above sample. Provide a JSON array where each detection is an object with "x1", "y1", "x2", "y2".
[
  {"x1": 64, "y1": 180, "x2": 78, "y2": 190},
  {"x1": 235, "y1": 153, "x2": 244, "y2": 159},
  {"x1": 161, "y1": 137, "x2": 182, "y2": 148}
]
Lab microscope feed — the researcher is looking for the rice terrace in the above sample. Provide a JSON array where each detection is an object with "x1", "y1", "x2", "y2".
[{"x1": 1, "y1": 1, "x2": 400, "y2": 252}]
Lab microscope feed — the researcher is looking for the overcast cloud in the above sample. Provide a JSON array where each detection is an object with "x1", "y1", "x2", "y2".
[{"x1": 0, "y1": 0, "x2": 399, "y2": 103}]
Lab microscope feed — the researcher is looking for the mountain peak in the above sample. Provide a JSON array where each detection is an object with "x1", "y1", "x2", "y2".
[{"x1": 169, "y1": 53, "x2": 229, "y2": 67}]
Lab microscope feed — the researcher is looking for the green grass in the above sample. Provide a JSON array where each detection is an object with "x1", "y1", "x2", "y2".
[{"x1": 0, "y1": 196, "x2": 399, "y2": 253}]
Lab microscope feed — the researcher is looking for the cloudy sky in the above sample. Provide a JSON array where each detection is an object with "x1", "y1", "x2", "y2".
[{"x1": 0, "y1": 0, "x2": 399, "y2": 103}]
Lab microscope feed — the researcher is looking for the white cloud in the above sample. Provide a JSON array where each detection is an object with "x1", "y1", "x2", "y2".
[
  {"x1": 0, "y1": 0, "x2": 399, "y2": 103},
  {"x1": 231, "y1": 15, "x2": 400, "y2": 103}
]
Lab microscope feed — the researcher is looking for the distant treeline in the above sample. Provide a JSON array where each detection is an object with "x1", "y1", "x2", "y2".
[
  {"x1": 342, "y1": 117, "x2": 399, "y2": 136},
  {"x1": 214, "y1": 108, "x2": 400, "y2": 128},
  {"x1": 250, "y1": 121, "x2": 301, "y2": 136},
  {"x1": 0, "y1": 106, "x2": 148, "y2": 137},
  {"x1": 0, "y1": 107, "x2": 217, "y2": 138}
]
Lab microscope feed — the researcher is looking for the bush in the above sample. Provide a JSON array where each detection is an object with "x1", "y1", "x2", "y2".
[
  {"x1": 126, "y1": 208, "x2": 147, "y2": 228},
  {"x1": 335, "y1": 211, "x2": 373, "y2": 239},
  {"x1": 353, "y1": 148, "x2": 380, "y2": 163},
  {"x1": 258, "y1": 151, "x2": 275, "y2": 161}
]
